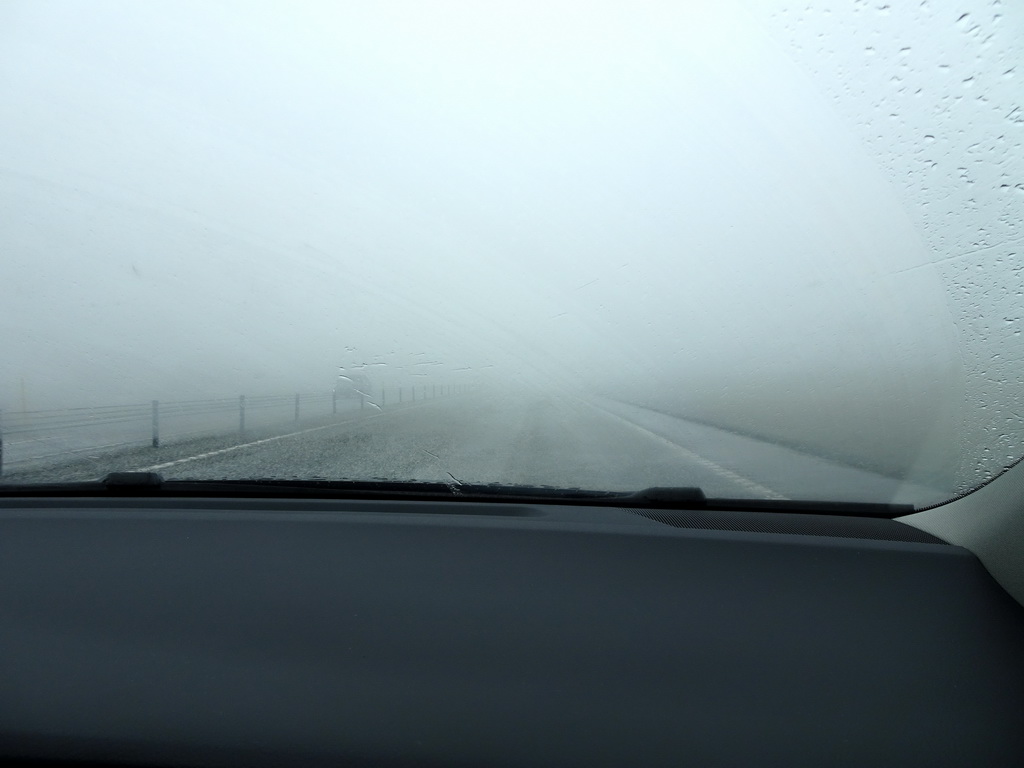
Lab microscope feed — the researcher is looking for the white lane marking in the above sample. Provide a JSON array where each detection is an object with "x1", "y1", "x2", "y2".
[
  {"x1": 578, "y1": 399, "x2": 788, "y2": 501},
  {"x1": 134, "y1": 415, "x2": 382, "y2": 472}
]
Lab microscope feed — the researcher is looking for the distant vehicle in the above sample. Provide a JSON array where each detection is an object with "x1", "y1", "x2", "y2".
[{"x1": 334, "y1": 372, "x2": 372, "y2": 399}]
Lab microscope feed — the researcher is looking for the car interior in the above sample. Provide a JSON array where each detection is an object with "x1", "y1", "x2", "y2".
[
  {"x1": 1, "y1": 466, "x2": 1022, "y2": 767},
  {"x1": 2, "y1": 0, "x2": 1022, "y2": 765}
]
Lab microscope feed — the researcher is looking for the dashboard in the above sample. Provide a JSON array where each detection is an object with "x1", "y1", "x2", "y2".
[{"x1": 2, "y1": 496, "x2": 1023, "y2": 767}]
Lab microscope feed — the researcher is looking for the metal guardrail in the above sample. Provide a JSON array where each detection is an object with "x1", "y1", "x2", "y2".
[{"x1": 0, "y1": 383, "x2": 472, "y2": 476}]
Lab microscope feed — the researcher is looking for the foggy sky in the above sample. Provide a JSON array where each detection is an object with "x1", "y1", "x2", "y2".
[{"x1": 1, "y1": 1, "x2": 1021, "y2": 492}]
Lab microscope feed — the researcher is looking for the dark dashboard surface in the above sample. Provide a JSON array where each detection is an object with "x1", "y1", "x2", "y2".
[{"x1": 1, "y1": 498, "x2": 1022, "y2": 767}]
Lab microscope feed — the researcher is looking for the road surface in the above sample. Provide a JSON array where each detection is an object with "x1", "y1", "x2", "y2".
[{"x1": 3, "y1": 390, "x2": 943, "y2": 505}]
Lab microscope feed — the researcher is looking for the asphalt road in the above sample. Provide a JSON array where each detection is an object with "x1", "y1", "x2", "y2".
[{"x1": 68, "y1": 390, "x2": 942, "y2": 506}]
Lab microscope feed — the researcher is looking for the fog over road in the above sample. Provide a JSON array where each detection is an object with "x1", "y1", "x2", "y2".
[
  {"x1": 3, "y1": 1, "x2": 1021, "y2": 506},
  {"x1": 69, "y1": 392, "x2": 934, "y2": 507}
]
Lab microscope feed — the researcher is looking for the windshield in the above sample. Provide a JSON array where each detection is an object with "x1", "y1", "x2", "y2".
[{"x1": 1, "y1": 0, "x2": 1021, "y2": 508}]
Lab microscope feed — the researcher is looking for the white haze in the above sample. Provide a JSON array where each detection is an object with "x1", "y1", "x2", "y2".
[{"x1": 1, "y1": 0, "x2": 1021, "y2": 492}]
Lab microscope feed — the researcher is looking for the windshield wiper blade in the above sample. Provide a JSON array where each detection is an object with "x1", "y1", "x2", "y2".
[
  {"x1": 0, "y1": 473, "x2": 914, "y2": 516},
  {"x1": 618, "y1": 485, "x2": 912, "y2": 516},
  {"x1": 0, "y1": 473, "x2": 628, "y2": 501}
]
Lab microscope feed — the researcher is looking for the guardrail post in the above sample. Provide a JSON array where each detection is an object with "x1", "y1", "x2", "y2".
[
  {"x1": 0, "y1": 408, "x2": 4, "y2": 477},
  {"x1": 294, "y1": 393, "x2": 300, "y2": 422},
  {"x1": 239, "y1": 395, "x2": 246, "y2": 434},
  {"x1": 332, "y1": 389, "x2": 337, "y2": 415},
  {"x1": 151, "y1": 400, "x2": 160, "y2": 448}
]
